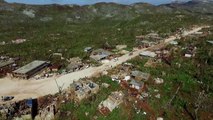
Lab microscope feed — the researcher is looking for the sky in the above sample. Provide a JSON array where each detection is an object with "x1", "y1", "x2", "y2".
[{"x1": 5, "y1": 0, "x2": 190, "y2": 5}]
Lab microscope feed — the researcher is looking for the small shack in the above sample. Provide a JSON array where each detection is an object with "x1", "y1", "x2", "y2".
[{"x1": 140, "y1": 51, "x2": 157, "y2": 58}]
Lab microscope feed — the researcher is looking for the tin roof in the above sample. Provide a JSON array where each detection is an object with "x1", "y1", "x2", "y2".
[
  {"x1": 207, "y1": 40, "x2": 213, "y2": 44},
  {"x1": 0, "y1": 60, "x2": 15, "y2": 68}
]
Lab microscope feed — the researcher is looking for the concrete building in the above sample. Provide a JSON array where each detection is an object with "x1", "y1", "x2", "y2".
[
  {"x1": 71, "y1": 80, "x2": 99, "y2": 102},
  {"x1": 13, "y1": 60, "x2": 49, "y2": 79}
]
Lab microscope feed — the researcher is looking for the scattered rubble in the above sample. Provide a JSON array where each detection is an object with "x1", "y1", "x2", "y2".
[
  {"x1": 11, "y1": 39, "x2": 26, "y2": 44},
  {"x1": 66, "y1": 57, "x2": 84, "y2": 72},
  {"x1": 40, "y1": 17, "x2": 53, "y2": 22},
  {"x1": 154, "y1": 78, "x2": 164, "y2": 84},
  {"x1": 144, "y1": 59, "x2": 160, "y2": 68},
  {"x1": 169, "y1": 41, "x2": 178, "y2": 45},
  {"x1": 1, "y1": 96, "x2": 14, "y2": 101},
  {"x1": 157, "y1": 117, "x2": 164, "y2": 120},
  {"x1": 101, "y1": 83, "x2": 110, "y2": 88},
  {"x1": 116, "y1": 45, "x2": 127, "y2": 50},
  {"x1": 155, "y1": 94, "x2": 161, "y2": 99},
  {"x1": 22, "y1": 9, "x2": 35, "y2": 18},
  {"x1": 136, "y1": 32, "x2": 162, "y2": 48}
]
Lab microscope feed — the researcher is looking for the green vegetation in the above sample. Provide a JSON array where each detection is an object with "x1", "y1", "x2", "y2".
[
  {"x1": 57, "y1": 76, "x2": 122, "y2": 120},
  {"x1": 0, "y1": 3, "x2": 211, "y2": 64},
  {"x1": 0, "y1": 1, "x2": 213, "y2": 119},
  {"x1": 127, "y1": 32, "x2": 213, "y2": 119},
  {"x1": 57, "y1": 32, "x2": 213, "y2": 119}
]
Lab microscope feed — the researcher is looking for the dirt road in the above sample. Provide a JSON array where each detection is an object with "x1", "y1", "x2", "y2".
[{"x1": 0, "y1": 26, "x2": 205, "y2": 103}]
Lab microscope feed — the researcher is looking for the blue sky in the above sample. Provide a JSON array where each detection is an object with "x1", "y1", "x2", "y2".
[{"x1": 5, "y1": 0, "x2": 190, "y2": 5}]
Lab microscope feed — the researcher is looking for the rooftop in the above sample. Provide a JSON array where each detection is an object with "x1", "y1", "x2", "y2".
[
  {"x1": 207, "y1": 40, "x2": 213, "y2": 44},
  {"x1": 0, "y1": 60, "x2": 15, "y2": 68},
  {"x1": 90, "y1": 49, "x2": 112, "y2": 61},
  {"x1": 13, "y1": 60, "x2": 48, "y2": 74}
]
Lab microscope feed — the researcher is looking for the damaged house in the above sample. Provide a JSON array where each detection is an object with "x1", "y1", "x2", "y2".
[
  {"x1": 129, "y1": 80, "x2": 145, "y2": 92},
  {"x1": 136, "y1": 33, "x2": 162, "y2": 47},
  {"x1": 71, "y1": 80, "x2": 99, "y2": 102},
  {"x1": 131, "y1": 70, "x2": 151, "y2": 81},
  {"x1": 0, "y1": 59, "x2": 16, "y2": 76},
  {"x1": 121, "y1": 62, "x2": 134, "y2": 72},
  {"x1": 90, "y1": 49, "x2": 112, "y2": 62},
  {"x1": 98, "y1": 91, "x2": 124, "y2": 116},
  {"x1": 66, "y1": 57, "x2": 83, "y2": 72}
]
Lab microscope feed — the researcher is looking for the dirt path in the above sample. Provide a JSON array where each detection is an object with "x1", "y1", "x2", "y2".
[{"x1": 0, "y1": 26, "x2": 205, "y2": 104}]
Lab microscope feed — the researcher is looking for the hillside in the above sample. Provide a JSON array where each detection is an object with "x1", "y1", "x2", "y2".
[
  {"x1": 0, "y1": 0, "x2": 212, "y2": 62},
  {"x1": 166, "y1": 0, "x2": 213, "y2": 14},
  {"x1": 0, "y1": 1, "x2": 212, "y2": 120}
]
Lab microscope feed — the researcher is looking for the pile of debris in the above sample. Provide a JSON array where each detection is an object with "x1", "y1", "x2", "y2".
[
  {"x1": 0, "y1": 57, "x2": 19, "y2": 77},
  {"x1": 12, "y1": 39, "x2": 26, "y2": 44},
  {"x1": 66, "y1": 57, "x2": 84, "y2": 72},
  {"x1": 0, "y1": 99, "x2": 35, "y2": 120},
  {"x1": 98, "y1": 91, "x2": 124, "y2": 116},
  {"x1": 136, "y1": 33, "x2": 162, "y2": 48}
]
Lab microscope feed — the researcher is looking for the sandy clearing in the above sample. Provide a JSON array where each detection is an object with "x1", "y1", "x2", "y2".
[{"x1": 0, "y1": 26, "x2": 205, "y2": 104}]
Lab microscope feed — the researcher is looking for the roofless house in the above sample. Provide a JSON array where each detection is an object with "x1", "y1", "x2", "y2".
[{"x1": 13, "y1": 60, "x2": 50, "y2": 79}]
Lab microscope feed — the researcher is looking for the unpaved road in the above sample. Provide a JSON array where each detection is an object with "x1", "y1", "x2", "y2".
[{"x1": 0, "y1": 26, "x2": 205, "y2": 103}]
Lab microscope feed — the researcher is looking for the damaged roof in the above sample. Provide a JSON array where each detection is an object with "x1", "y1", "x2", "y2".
[
  {"x1": 131, "y1": 70, "x2": 150, "y2": 80},
  {"x1": 0, "y1": 60, "x2": 15, "y2": 68},
  {"x1": 90, "y1": 49, "x2": 112, "y2": 61},
  {"x1": 130, "y1": 80, "x2": 144, "y2": 88}
]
